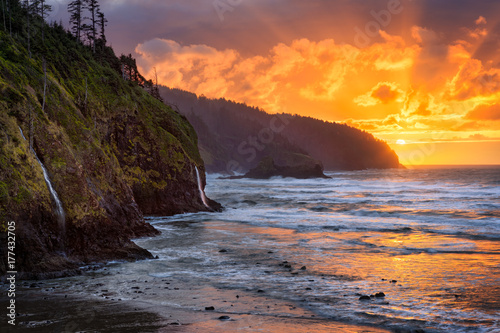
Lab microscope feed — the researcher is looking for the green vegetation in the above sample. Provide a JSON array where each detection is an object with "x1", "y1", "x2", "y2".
[{"x1": 0, "y1": 0, "x2": 207, "y2": 274}]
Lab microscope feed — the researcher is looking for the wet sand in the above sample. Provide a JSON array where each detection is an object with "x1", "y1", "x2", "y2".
[{"x1": 2, "y1": 270, "x2": 391, "y2": 333}]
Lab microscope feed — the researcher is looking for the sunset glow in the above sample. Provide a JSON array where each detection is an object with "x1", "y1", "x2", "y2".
[
  {"x1": 3, "y1": 1, "x2": 499, "y2": 331},
  {"x1": 79, "y1": 0, "x2": 500, "y2": 165}
]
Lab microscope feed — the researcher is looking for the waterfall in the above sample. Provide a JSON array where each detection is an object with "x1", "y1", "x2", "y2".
[
  {"x1": 19, "y1": 127, "x2": 27, "y2": 140},
  {"x1": 195, "y1": 166, "x2": 210, "y2": 209},
  {"x1": 19, "y1": 127, "x2": 66, "y2": 232}
]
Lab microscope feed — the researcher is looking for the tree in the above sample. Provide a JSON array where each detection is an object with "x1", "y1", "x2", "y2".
[
  {"x1": 96, "y1": 9, "x2": 107, "y2": 44},
  {"x1": 149, "y1": 67, "x2": 163, "y2": 101},
  {"x1": 1, "y1": 0, "x2": 6, "y2": 32},
  {"x1": 31, "y1": 0, "x2": 52, "y2": 43},
  {"x1": 5, "y1": 0, "x2": 11, "y2": 36},
  {"x1": 31, "y1": 0, "x2": 52, "y2": 18},
  {"x1": 120, "y1": 54, "x2": 141, "y2": 83},
  {"x1": 68, "y1": 0, "x2": 83, "y2": 42},
  {"x1": 23, "y1": 0, "x2": 31, "y2": 57},
  {"x1": 83, "y1": 0, "x2": 99, "y2": 53}
]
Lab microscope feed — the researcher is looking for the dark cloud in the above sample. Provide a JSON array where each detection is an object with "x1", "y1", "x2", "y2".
[
  {"x1": 473, "y1": 22, "x2": 500, "y2": 66},
  {"x1": 48, "y1": 0, "x2": 500, "y2": 58}
]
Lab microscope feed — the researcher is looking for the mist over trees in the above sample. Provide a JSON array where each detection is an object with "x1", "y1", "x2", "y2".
[{"x1": 160, "y1": 86, "x2": 401, "y2": 173}]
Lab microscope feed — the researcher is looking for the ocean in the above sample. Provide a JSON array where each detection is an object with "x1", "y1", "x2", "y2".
[
  {"x1": 20, "y1": 166, "x2": 499, "y2": 332},
  {"x1": 140, "y1": 166, "x2": 500, "y2": 332}
]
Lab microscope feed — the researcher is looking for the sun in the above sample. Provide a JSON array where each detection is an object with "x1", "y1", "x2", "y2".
[{"x1": 396, "y1": 139, "x2": 406, "y2": 145}]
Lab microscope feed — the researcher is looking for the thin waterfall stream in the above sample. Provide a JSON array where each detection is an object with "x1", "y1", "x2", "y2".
[
  {"x1": 195, "y1": 166, "x2": 210, "y2": 209},
  {"x1": 19, "y1": 126, "x2": 66, "y2": 236}
]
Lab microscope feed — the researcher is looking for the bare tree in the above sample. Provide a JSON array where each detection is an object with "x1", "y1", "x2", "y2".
[{"x1": 151, "y1": 67, "x2": 163, "y2": 101}]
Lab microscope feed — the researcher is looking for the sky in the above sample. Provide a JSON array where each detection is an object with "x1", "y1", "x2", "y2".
[{"x1": 49, "y1": 0, "x2": 500, "y2": 165}]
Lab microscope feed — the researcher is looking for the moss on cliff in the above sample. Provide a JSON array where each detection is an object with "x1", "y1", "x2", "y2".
[{"x1": 0, "y1": 10, "x2": 213, "y2": 275}]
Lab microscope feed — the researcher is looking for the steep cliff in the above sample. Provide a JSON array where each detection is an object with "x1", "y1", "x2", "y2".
[{"x1": 0, "y1": 14, "x2": 217, "y2": 276}]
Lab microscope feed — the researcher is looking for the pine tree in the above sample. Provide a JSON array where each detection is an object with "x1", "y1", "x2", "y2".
[
  {"x1": 96, "y1": 9, "x2": 107, "y2": 44},
  {"x1": 23, "y1": 0, "x2": 31, "y2": 58},
  {"x1": 31, "y1": 0, "x2": 52, "y2": 43},
  {"x1": 83, "y1": 0, "x2": 99, "y2": 53},
  {"x1": 68, "y1": 0, "x2": 83, "y2": 42},
  {"x1": 31, "y1": 0, "x2": 51, "y2": 17},
  {"x1": 1, "y1": 0, "x2": 6, "y2": 32},
  {"x1": 7, "y1": 0, "x2": 11, "y2": 36},
  {"x1": 119, "y1": 54, "x2": 146, "y2": 85}
]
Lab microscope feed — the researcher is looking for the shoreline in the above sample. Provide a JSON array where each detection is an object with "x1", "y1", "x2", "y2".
[{"x1": 2, "y1": 268, "x2": 391, "y2": 333}]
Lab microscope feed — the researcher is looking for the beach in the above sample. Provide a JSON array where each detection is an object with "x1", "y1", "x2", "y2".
[{"x1": 5, "y1": 268, "x2": 390, "y2": 333}]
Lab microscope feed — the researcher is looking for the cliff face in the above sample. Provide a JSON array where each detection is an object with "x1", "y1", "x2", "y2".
[{"x1": 0, "y1": 22, "x2": 216, "y2": 276}]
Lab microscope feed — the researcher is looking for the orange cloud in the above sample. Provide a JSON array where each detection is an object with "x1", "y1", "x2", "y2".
[
  {"x1": 475, "y1": 16, "x2": 487, "y2": 25},
  {"x1": 133, "y1": 19, "x2": 500, "y2": 158},
  {"x1": 448, "y1": 42, "x2": 471, "y2": 63},
  {"x1": 466, "y1": 104, "x2": 500, "y2": 120},
  {"x1": 411, "y1": 26, "x2": 439, "y2": 44},
  {"x1": 412, "y1": 101, "x2": 431, "y2": 116},
  {"x1": 369, "y1": 32, "x2": 419, "y2": 71},
  {"x1": 446, "y1": 59, "x2": 500, "y2": 100},
  {"x1": 354, "y1": 82, "x2": 404, "y2": 106},
  {"x1": 465, "y1": 16, "x2": 489, "y2": 39},
  {"x1": 135, "y1": 39, "x2": 239, "y2": 97},
  {"x1": 136, "y1": 36, "x2": 413, "y2": 112}
]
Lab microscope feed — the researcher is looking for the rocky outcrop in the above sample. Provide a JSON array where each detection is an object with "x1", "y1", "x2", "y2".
[
  {"x1": 108, "y1": 113, "x2": 217, "y2": 215},
  {"x1": 229, "y1": 155, "x2": 330, "y2": 179}
]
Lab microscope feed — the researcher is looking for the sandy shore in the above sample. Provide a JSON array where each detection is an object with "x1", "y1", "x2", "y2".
[{"x1": 2, "y1": 269, "x2": 392, "y2": 333}]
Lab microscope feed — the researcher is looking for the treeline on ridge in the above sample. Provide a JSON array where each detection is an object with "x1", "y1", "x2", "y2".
[{"x1": 160, "y1": 87, "x2": 401, "y2": 173}]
